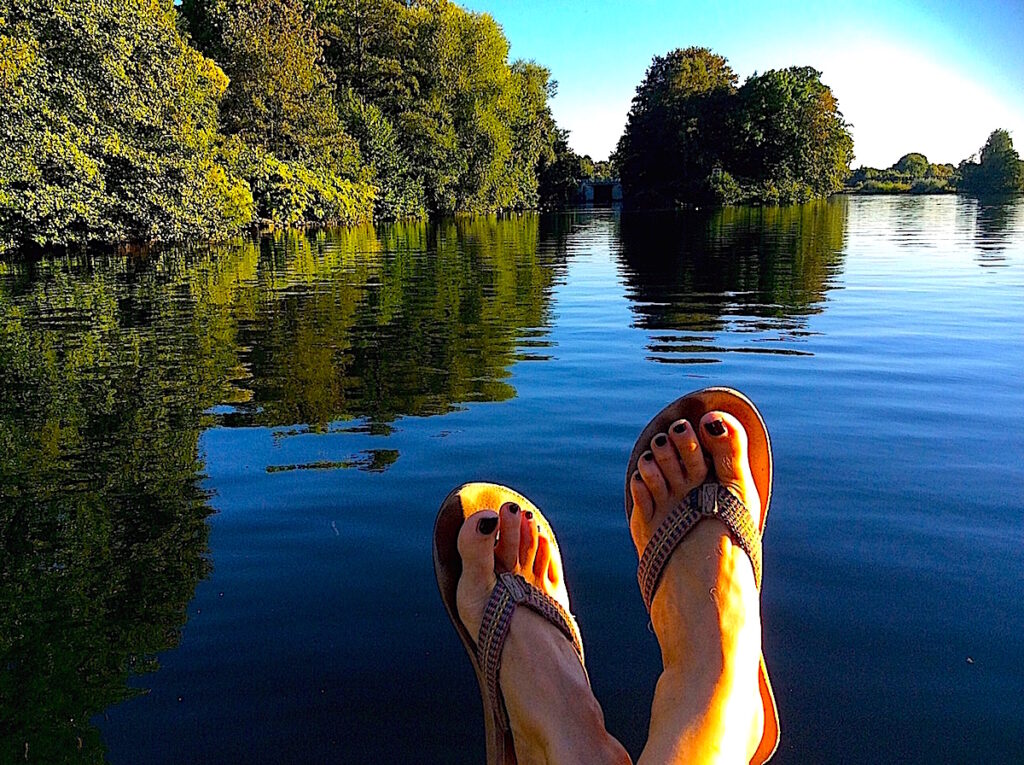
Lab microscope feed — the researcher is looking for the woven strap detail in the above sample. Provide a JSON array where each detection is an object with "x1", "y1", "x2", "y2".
[
  {"x1": 477, "y1": 572, "x2": 585, "y2": 732},
  {"x1": 637, "y1": 483, "x2": 762, "y2": 612}
]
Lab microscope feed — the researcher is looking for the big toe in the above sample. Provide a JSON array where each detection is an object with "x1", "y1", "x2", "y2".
[
  {"x1": 457, "y1": 510, "x2": 499, "y2": 587},
  {"x1": 699, "y1": 411, "x2": 762, "y2": 522}
]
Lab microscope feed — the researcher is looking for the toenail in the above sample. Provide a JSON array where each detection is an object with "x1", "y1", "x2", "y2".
[
  {"x1": 508, "y1": 502, "x2": 520, "y2": 514},
  {"x1": 642, "y1": 451, "x2": 654, "y2": 462},
  {"x1": 633, "y1": 470, "x2": 642, "y2": 482},
  {"x1": 524, "y1": 511, "x2": 534, "y2": 520},
  {"x1": 477, "y1": 517, "x2": 498, "y2": 534},
  {"x1": 653, "y1": 434, "x2": 667, "y2": 447},
  {"x1": 704, "y1": 420, "x2": 726, "y2": 437},
  {"x1": 672, "y1": 421, "x2": 688, "y2": 434}
]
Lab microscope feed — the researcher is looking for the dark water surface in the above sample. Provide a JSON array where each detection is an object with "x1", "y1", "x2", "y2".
[{"x1": 2, "y1": 197, "x2": 1022, "y2": 763}]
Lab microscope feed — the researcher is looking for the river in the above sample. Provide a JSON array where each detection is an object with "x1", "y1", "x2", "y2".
[{"x1": 1, "y1": 195, "x2": 1022, "y2": 763}]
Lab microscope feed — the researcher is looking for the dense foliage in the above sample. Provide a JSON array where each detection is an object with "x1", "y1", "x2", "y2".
[
  {"x1": 846, "y1": 131, "x2": 1023, "y2": 196},
  {"x1": 846, "y1": 153, "x2": 957, "y2": 194},
  {"x1": 0, "y1": 0, "x2": 254, "y2": 254},
  {"x1": 615, "y1": 47, "x2": 854, "y2": 207},
  {"x1": 959, "y1": 129, "x2": 1024, "y2": 195},
  {"x1": 0, "y1": 0, "x2": 575, "y2": 253}
]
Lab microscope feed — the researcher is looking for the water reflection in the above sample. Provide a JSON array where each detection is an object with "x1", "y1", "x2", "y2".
[
  {"x1": 228, "y1": 219, "x2": 563, "y2": 431},
  {"x1": 0, "y1": 215, "x2": 564, "y2": 760},
  {"x1": 0, "y1": 261, "x2": 217, "y2": 763},
  {"x1": 973, "y1": 199, "x2": 1018, "y2": 262},
  {"x1": 616, "y1": 200, "x2": 847, "y2": 362}
]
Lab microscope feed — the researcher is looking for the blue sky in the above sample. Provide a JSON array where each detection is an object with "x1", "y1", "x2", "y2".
[{"x1": 463, "y1": 0, "x2": 1024, "y2": 168}]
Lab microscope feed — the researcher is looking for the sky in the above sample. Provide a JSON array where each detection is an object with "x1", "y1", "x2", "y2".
[{"x1": 462, "y1": 0, "x2": 1024, "y2": 168}]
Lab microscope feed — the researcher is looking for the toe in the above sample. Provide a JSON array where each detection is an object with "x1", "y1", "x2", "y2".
[
  {"x1": 495, "y1": 501, "x2": 522, "y2": 572},
  {"x1": 669, "y1": 419, "x2": 708, "y2": 486},
  {"x1": 545, "y1": 543, "x2": 562, "y2": 587},
  {"x1": 699, "y1": 411, "x2": 748, "y2": 482},
  {"x1": 637, "y1": 450, "x2": 669, "y2": 506},
  {"x1": 457, "y1": 510, "x2": 499, "y2": 582},
  {"x1": 533, "y1": 532, "x2": 552, "y2": 580},
  {"x1": 651, "y1": 432, "x2": 688, "y2": 495},
  {"x1": 699, "y1": 411, "x2": 762, "y2": 525},
  {"x1": 519, "y1": 510, "x2": 539, "y2": 569},
  {"x1": 630, "y1": 470, "x2": 654, "y2": 522}
]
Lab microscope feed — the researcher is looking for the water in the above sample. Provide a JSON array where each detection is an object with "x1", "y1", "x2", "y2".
[{"x1": 2, "y1": 196, "x2": 1022, "y2": 763}]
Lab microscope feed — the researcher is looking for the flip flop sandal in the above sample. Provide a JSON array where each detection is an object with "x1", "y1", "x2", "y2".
[
  {"x1": 625, "y1": 387, "x2": 780, "y2": 764},
  {"x1": 434, "y1": 482, "x2": 586, "y2": 765}
]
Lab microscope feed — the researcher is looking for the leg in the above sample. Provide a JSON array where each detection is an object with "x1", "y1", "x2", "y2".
[
  {"x1": 630, "y1": 413, "x2": 767, "y2": 764},
  {"x1": 457, "y1": 501, "x2": 631, "y2": 764}
]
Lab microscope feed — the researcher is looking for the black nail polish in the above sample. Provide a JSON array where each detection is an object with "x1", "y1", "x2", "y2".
[
  {"x1": 508, "y1": 502, "x2": 520, "y2": 514},
  {"x1": 477, "y1": 516, "x2": 498, "y2": 534},
  {"x1": 705, "y1": 420, "x2": 726, "y2": 437},
  {"x1": 672, "y1": 421, "x2": 688, "y2": 434},
  {"x1": 524, "y1": 510, "x2": 534, "y2": 520},
  {"x1": 653, "y1": 434, "x2": 668, "y2": 448},
  {"x1": 633, "y1": 471, "x2": 642, "y2": 482},
  {"x1": 642, "y1": 451, "x2": 654, "y2": 462}
]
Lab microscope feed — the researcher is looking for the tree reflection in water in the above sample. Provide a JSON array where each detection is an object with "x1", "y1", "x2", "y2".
[
  {"x1": 0, "y1": 215, "x2": 566, "y2": 761},
  {"x1": 616, "y1": 199, "x2": 848, "y2": 362}
]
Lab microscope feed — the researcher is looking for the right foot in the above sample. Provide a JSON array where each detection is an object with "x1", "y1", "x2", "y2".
[
  {"x1": 457, "y1": 501, "x2": 630, "y2": 764},
  {"x1": 629, "y1": 412, "x2": 768, "y2": 764}
]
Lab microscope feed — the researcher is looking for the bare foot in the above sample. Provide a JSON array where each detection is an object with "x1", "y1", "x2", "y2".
[
  {"x1": 457, "y1": 501, "x2": 630, "y2": 764},
  {"x1": 629, "y1": 412, "x2": 767, "y2": 764}
]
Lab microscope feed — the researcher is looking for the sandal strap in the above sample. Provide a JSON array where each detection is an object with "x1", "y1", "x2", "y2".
[
  {"x1": 638, "y1": 483, "x2": 762, "y2": 612},
  {"x1": 477, "y1": 572, "x2": 585, "y2": 732}
]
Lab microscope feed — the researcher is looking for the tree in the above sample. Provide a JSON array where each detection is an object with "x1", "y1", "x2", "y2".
[
  {"x1": 615, "y1": 47, "x2": 738, "y2": 206},
  {"x1": 180, "y1": 0, "x2": 375, "y2": 224},
  {"x1": 537, "y1": 126, "x2": 587, "y2": 207},
  {"x1": 0, "y1": 0, "x2": 253, "y2": 253},
  {"x1": 732, "y1": 66, "x2": 853, "y2": 202},
  {"x1": 312, "y1": 0, "x2": 420, "y2": 118},
  {"x1": 894, "y1": 153, "x2": 929, "y2": 178},
  {"x1": 340, "y1": 90, "x2": 426, "y2": 218},
  {"x1": 616, "y1": 51, "x2": 853, "y2": 206},
  {"x1": 959, "y1": 129, "x2": 1024, "y2": 195}
]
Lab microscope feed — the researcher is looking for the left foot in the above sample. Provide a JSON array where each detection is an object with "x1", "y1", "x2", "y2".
[{"x1": 457, "y1": 501, "x2": 630, "y2": 764}]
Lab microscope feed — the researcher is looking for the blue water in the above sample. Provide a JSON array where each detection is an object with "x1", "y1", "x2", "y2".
[{"x1": 2, "y1": 196, "x2": 1022, "y2": 762}]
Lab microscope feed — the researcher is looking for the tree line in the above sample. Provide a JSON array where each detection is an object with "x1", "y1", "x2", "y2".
[
  {"x1": 0, "y1": 0, "x2": 588, "y2": 254},
  {"x1": 613, "y1": 47, "x2": 1024, "y2": 207},
  {"x1": 846, "y1": 130, "x2": 1024, "y2": 195},
  {"x1": 4, "y1": 6, "x2": 1020, "y2": 255}
]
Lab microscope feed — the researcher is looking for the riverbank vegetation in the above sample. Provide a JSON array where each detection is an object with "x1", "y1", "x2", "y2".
[
  {"x1": 845, "y1": 130, "x2": 1024, "y2": 196},
  {"x1": 0, "y1": 0, "x2": 588, "y2": 254},
  {"x1": 614, "y1": 47, "x2": 854, "y2": 207},
  {"x1": 4, "y1": 5, "x2": 1021, "y2": 255}
]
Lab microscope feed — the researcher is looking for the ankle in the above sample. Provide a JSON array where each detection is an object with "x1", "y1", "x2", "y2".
[{"x1": 501, "y1": 612, "x2": 628, "y2": 764}]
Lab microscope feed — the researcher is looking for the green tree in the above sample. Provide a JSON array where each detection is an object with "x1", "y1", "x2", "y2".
[
  {"x1": 0, "y1": 0, "x2": 253, "y2": 254},
  {"x1": 732, "y1": 66, "x2": 854, "y2": 202},
  {"x1": 537, "y1": 126, "x2": 587, "y2": 207},
  {"x1": 180, "y1": 0, "x2": 375, "y2": 224},
  {"x1": 312, "y1": 0, "x2": 420, "y2": 117},
  {"x1": 959, "y1": 129, "x2": 1024, "y2": 195},
  {"x1": 894, "y1": 152, "x2": 929, "y2": 178},
  {"x1": 340, "y1": 91, "x2": 426, "y2": 218},
  {"x1": 615, "y1": 47, "x2": 738, "y2": 207},
  {"x1": 617, "y1": 51, "x2": 853, "y2": 206},
  {"x1": 392, "y1": 1, "x2": 552, "y2": 213}
]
